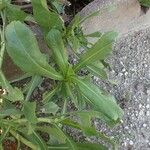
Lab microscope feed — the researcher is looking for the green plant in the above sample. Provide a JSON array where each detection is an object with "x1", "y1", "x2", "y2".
[
  {"x1": 139, "y1": 0, "x2": 150, "y2": 7},
  {"x1": 0, "y1": 0, "x2": 123, "y2": 149}
]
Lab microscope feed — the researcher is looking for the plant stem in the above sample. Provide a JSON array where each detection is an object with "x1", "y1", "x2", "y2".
[
  {"x1": 0, "y1": 11, "x2": 6, "y2": 68},
  {"x1": 62, "y1": 98, "x2": 67, "y2": 115},
  {"x1": 98, "y1": 132, "x2": 118, "y2": 150},
  {"x1": 13, "y1": 117, "x2": 54, "y2": 124},
  {"x1": 0, "y1": 126, "x2": 11, "y2": 143},
  {"x1": 10, "y1": 129, "x2": 38, "y2": 150}
]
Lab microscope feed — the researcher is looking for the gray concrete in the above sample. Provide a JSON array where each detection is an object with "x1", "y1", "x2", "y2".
[
  {"x1": 88, "y1": 27, "x2": 150, "y2": 150},
  {"x1": 80, "y1": 0, "x2": 150, "y2": 36},
  {"x1": 79, "y1": 0, "x2": 150, "y2": 149}
]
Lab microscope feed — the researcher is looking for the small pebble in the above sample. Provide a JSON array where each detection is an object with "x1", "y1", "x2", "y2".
[
  {"x1": 139, "y1": 104, "x2": 142, "y2": 108},
  {"x1": 146, "y1": 104, "x2": 150, "y2": 109},
  {"x1": 146, "y1": 111, "x2": 150, "y2": 116},
  {"x1": 129, "y1": 140, "x2": 134, "y2": 145}
]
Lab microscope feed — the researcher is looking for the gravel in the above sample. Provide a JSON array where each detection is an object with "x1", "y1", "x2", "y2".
[{"x1": 89, "y1": 27, "x2": 150, "y2": 150}]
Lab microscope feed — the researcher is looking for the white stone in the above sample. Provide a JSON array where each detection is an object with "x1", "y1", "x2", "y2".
[
  {"x1": 129, "y1": 140, "x2": 134, "y2": 145},
  {"x1": 146, "y1": 104, "x2": 150, "y2": 109},
  {"x1": 143, "y1": 124, "x2": 147, "y2": 128}
]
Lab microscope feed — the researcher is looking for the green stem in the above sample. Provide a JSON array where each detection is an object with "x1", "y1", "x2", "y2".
[
  {"x1": 10, "y1": 130, "x2": 38, "y2": 150},
  {"x1": 13, "y1": 117, "x2": 54, "y2": 124},
  {"x1": 0, "y1": 11, "x2": 6, "y2": 68},
  {"x1": 62, "y1": 98, "x2": 67, "y2": 115},
  {"x1": 0, "y1": 144, "x2": 3, "y2": 150},
  {"x1": 98, "y1": 132, "x2": 118, "y2": 150},
  {"x1": 0, "y1": 126, "x2": 11, "y2": 143}
]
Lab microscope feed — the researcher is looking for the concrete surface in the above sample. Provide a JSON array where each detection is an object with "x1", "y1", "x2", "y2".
[
  {"x1": 79, "y1": 0, "x2": 150, "y2": 149},
  {"x1": 78, "y1": 0, "x2": 150, "y2": 149},
  {"x1": 80, "y1": 0, "x2": 141, "y2": 35},
  {"x1": 88, "y1": 27, "x2": 150, "y2": 150}
]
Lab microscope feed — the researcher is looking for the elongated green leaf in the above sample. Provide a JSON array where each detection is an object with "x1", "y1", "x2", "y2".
[
  {"x1": 0, "y1": 0, "x2": 6, "y2": 11},
  {"x1": 74, "y1": 32, "x2": 117, "y2": 72},
  {"x1": 10, "y1": 129, "x2": 38, "y2": 150},
  {"x1": 54, "y1": 125, "x2": 78, "y2": 150},
  {"x1": 43, "y1": 86, "x2": 59, "y2": 103},
  {"x1": 72, "y1": 77, "x2": 123, "y2": 122},
  {"x1": 61, "y1": 119, "x2": 81, "y2": 130},
  {"x1": 85, "y1": 31, "x2": 102, "y2": 38},
  {"x1": 29, "y1": 131, "x2": 47, "y2": 150},
  {"x1": 5, "y1": 3, "x2": 27, "y2": 22},
  {"x1": 23, "y1": 101, "x2": 37, "y2": 124},
  {"x1": 75, "y1": 86, "x2": 87, "y2": 110},
  {"x1": 69, "y1": 36, "x2": 80, "y2": 52},
  {"x1": 31, "y1": 0, "x2": 64, "y2": 32},
  {"x1": 0, "y1": 70, "x2": 24, "y2": 102},
  {"x1": 0, "y1": 109, "x2": 21, "y2": 117},
  {"x1": 48, "y1": 143, "x2": 107, "y2": 150},
  {"x1": 79, "y1": 10, "x2": 101, "y2": 25},
  {"x1": 0, "y1": 126, "x2": 10, "y2": 144},
  {"x1": 5, "y1": 21, "x2": 63, "y2": 80},
  {"x1": 77, "y1": 143, "x2": 107, "y2": 150},
  {"x1": 37, "y1": 126, "x2": 66, "y2": 144},
  {"x1": 87, "y1": 65, "x2": 108, "y2": 80},
  {"x1": 46, "y1": 29, "x2": 68, "y2": 74},
  {"x1": 65, "y1": 83, "x2": 78, "y2": 108},
  {"x1": 25, "y1": 75, "x2": 43, "y2": 101}
]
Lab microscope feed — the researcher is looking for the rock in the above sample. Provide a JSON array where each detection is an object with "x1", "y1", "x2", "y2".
[{"x1": 80, "y1": 0, "x2": 142, "y2": 35}]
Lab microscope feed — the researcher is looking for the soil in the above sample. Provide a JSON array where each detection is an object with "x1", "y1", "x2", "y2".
[{"x1": 66, "y1": 0, "x2": 93, "y2": 15}]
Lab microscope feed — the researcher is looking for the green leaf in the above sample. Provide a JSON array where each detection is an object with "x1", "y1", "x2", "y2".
[
  {"x1": 54, "y1": 125, "x2": 78, "y2": 150},
  {"x1": 23, "y1": 101, "x2": 38, "y2": 124},
  {"x1": 85, "y1": 31, "x2": 102, "y2": 38},
  {"x1": 76, "y1": 143, "x2": 107, "y2": 150},
  {"x1": 29, "y1": 131, "x2": 48, "y2": 150},
  {"x1": 31, "y1": 0, "x2": 64, "y2": 32},
  {"x1": 25, "y1": 75, "x2": 43, "y2": 101},
  {"x1": 74, "y1": 32, "x2": 117, "y2": 72},
  {"x1": 67, "y1": 15, "x2": 81, "y2": 35},
  {"x1": 61, "y1": 119, "x2": 81, "y2": 130},
  {"x1": 69, "y1": 36, "x2": 80, "y2": 52},
  {"x1": 65, "y1": 83, "x2": 78, "y2": 108},
  {"x1": 139, "y1": 0, "x2": 150, "y2": 7},
  {"x1": 0, "y1": 108, "x2": 21, "y2": 117},
  {"x1": 48, "y1": 143, "x2": 107, "y2": 150},
  {"x1": 10, "y1": 129, "x2": 38, "y2": 150},
  {"x1": 0, "y1": 70, "x2": 24, "y2": 102},
  {"x1": 42, "y1": 102, "x2": 59, "y2": 115},
  {"x1": 79, "y1": 10, "x2": 101, "y2": 25},
  {"x1": 37, "y1": 126, "x2": 67, "y2": 144},
  {"x1": 46, "y1": 29, "x2": 68, "y2": 74},
  {"x1": 5, "y1": 3, "x2": 27, "y2": 22},
  {"x1": 5, "y1": 21, "x2": 63, "y2": 80},
  {"x1": 0, "y1": 0, "x2": 6, "y2": 11},
  {"x1": 72, "y1": 77, "x2": 123, "y2": 123},
  {"x1": 43, "y1": 86, "x2": 59, "y2": 103},
  {"x1": 50, "y1": 0, "x2": 65, "y2": 14},
  {"x1": 0, "y1": 126, "x2": 10, "y2": 144},
  {"x1": 87, "y1": 65, "x2": 108, "y2": 80}
]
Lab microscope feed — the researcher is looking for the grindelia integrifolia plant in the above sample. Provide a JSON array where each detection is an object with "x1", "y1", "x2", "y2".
[{"x1": 0, "y1": 0, "x2": 123, "y2": 149}]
